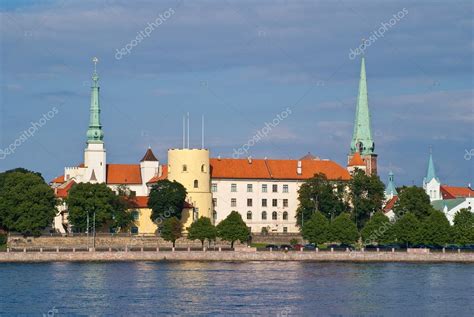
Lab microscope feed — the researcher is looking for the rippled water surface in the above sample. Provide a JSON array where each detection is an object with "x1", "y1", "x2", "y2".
[{"x1": 0, "y1": 261, "x2": 473, "y2": 316}]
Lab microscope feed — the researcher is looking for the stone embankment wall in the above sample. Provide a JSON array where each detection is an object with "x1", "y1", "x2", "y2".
[
  {"x1": 7, "y1": 236, "x2": 241, "y2": 248},
  {"x1": 1, "y1": 250, "x2": 473, "y2": 263}
]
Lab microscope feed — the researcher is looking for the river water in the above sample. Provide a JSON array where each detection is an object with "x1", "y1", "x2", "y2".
[{"x1": 0, "y1": 261, "x2": 473, "y2": 316}]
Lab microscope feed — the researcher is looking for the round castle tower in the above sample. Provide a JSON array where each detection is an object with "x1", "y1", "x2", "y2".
[{"x1": 167, "y1": 148, "x2": 213, "y2": 229}]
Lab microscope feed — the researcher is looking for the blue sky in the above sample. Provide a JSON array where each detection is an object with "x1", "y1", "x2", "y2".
[{"x1": 0, "y1": 0, "x2": 473, "y2": 187}]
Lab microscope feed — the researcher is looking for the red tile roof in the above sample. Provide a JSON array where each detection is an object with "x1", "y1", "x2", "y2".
[
  {"x1": 56, "y1": 180, "x2": 76, "y2": 198},
  {"x1": 128, "y1": 196, "x2": 193, "y2": 209},
  {"x1": 348, "y1": 152, "x2": 365, "y2": 166},
  {"x1": 147, "y1": 165, "x2": 168, "y2": 184},
  {"x1": 440, "y1": 186, "x2": 474, "y2": 199},
  {"x1": 51, "y1": 175, "x2": 65, "y2": 184},
  {"x1": 106, "y1": 164, "x2": 142, "y2": 184},
  {"x1": 383, "y1": 196, "x2": 398, "y2": 213},
  {"x1": 209, "y1": 158, "x2": 350, "y2": 181},
  {"x1": 140, "y1": 148, "x2": 158, "y2": 162}
]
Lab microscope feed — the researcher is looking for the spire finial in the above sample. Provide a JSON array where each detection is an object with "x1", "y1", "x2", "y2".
[{"x1": 92, "y1": 57, "x2": 99, "y2": 74}]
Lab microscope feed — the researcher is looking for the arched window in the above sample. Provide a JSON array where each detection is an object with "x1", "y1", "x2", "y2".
[
  {"x1": 272, "y1": 211, "x2": 277, "y2": 220},
  {"x1": 213, "y1": 210, "x2": 217, "y2": 223},
  {"x1": 182, "y1": 164, "x2": 187, "y2": 172},
  {"x1": 194, "y1": 180, "x2": 199, "y2": 188},
  {"x1": 247, "y1": 211, "x2": 252, "y2": 220},
  {"x1": 283, "y1": 211, "x2": 288, "y2": 220},
  {"x1": 201, "y1": 164, "x2": 206, "y2": 172},
  {"x1": 262, "y1": 211, "x2": 267, "y2": 220}
]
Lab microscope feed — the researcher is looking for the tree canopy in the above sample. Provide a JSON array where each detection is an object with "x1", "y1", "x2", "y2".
[
  {"x1": 330, "y1": 213, "x2": 359, "y2": 245},
  {"x1": 302, "y1": 211, "x2": 330, "y2": 246},
  {"x1": 296, "y1": 173, "x2": 348, "y2": 226},
  {"x1": 452, "y1": 208, "x2": 474, "y2": 245},
  {"x1": 393, "y1": 212, "x2": 420, "y2": 247},
  {"x1": 393, "y1": 186, "x2": 434, "y2": 220},
  {"x1": 416, "y1": 210, "x2": 451, "y2": 246},
  {"x1": 349, "y1": 169, "x2": 385, "y2": 230},
  {"x1": 187, "y1": 217, "x2": 217, "y2": 247},
  {"x1": 217, "y1": 211, "x2": 250, "y2": 248},
  {"x1": 66, "y1": 183, "x2": 133, "y2": 232},
  {"x1": 148, "y1": 180, "x2": 187, "y2": 223},
  {"x1": 361, "y1": 211, "x2": 394, "y2": 245},
  {"x1": 0, "y1": 171, "x2": 56, "y2": 236},
  {"x1": 160, "y1": 217, "x2": 183, "y2": 247}
]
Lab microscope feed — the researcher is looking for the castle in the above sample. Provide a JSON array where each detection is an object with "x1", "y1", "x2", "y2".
[{"x1": 51, "y1": 56, "x2": 380, "y2": 234}]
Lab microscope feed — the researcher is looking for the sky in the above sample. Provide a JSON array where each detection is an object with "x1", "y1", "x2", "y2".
[{"x1": 0, "y1": 0, "x2": 473, "y2": 187}]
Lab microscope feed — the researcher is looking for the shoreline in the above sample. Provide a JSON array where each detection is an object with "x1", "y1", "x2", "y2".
[{"x1": 1, "y1": 251, "x2": 474, "y2": 263}]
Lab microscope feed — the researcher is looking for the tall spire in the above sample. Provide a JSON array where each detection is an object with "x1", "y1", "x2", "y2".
[
  {"x1": 385, "y1": 171, "x2": 398, "y2": 197},
  {"x1": 350, "y1": 56, "x2": 374, "y2": 155},
  {"x1": 86, "y1": 57, "x2": 104, "y2": 144},
  {"x1": 425, "y1": 147, "x2": 438, "y2": 183}
]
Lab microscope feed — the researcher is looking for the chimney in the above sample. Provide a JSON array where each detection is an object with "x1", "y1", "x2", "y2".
[
  {"x1": 248, "y1": 156, "x2": 252, "y2": 164},
  {"x1": 297, "y1": 160, "x2": 302, "y2": 175},
  {"x1": 217, "y1": 155, "x2": 221, "y2": 161}
]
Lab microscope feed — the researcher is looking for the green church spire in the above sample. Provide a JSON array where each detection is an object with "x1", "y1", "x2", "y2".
[
  {"x1": 385, "y1": 171, "x2": 398, "y2": 196},
  {"x1": 424, "y1": 148, "x2": 438, "y2": 183},
  {"x1": 350, "y1": 57, "x2": 374, "y2": 155},
  {"x1": 86, "y1": 57, "x2": 104, "y2": 144}
]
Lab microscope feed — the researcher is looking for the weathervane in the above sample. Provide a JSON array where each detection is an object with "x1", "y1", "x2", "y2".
[{"x1": 92, "y1": 57, "x2": 99, "y2": 74}]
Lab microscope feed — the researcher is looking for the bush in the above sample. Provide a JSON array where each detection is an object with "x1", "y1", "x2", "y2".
[{"x1": 0, "y1": 234, "x2": 7, "y2": 246}]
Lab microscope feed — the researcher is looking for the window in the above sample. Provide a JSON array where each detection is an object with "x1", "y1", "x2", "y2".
[
  {"x1": 201, "y1": 164, "x2": 206, "y2": 172},
  {"x1": 262, "y1": 184, "x2": 267, "y2": 193},
  {"x1": 272, "y1": 184, "x2": 278, "y2": 193},
  {"x1": 262, "y1": 199, "x2": 267, "y2": 207},
  {"x1": 247, "y1": 211, "x2": 252, "y2": 220},
  {"x1": 262, "y1": 211, "x2": 267, "y2": 220},
  {"x1": 231, "y1": 198, "x2": 237, "y2": 207},
  {"x1": 194, "y1": 180, "x2": 199, "y2": 188},
  {"x1": 213, "y1": 198, "x2": 217, "y2": 207},
  {"x1": 272, "y1": 199, "x2": 277, "y2": 207},
  {"x1": 283, "y1": 199, "x2": 288, "y2": 208},
  {"x1": 211, "y1": 183, "x2": 217, "y2": 192},
  {"x1": 283, "y1": 211, "x2": 288, "y2": 220},
  {"x1": 182, "y1": 165, "x2": 187, "y2": 172},
  {"x1": 231, "y1": 184, "x2": 237, "y2": 192},
  {"x1": 247, "y1": 184, "x2": 253, "y2": 192},
  {"x1": 283, "y1": 227, "x2": 288, "y2": 233},
  {"x1": 272, "y1": 211, "x2": 277, "y2": 220},
  {"x1": 131, "y1": 227, "x2": 139, "y2": 235},
  {"x1": 213, "y1": 210, "x2": 217, "y2": 223},
  {"x1": 131, "y1": 210, "x2": 139, "y2": 221},
  {"x1": 247, "y1": 199, "x2": 253, "y2": 207},
  {"x1": 283, "y1": 184, "x2": 289, "y2": 193}
]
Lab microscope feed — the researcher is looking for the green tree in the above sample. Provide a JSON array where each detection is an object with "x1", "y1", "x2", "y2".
[
  {"x1": 349, "y1": 169, "x2": 385, "y2": 230},
  {"x1": 148, "y1": 180, "x2": 187, "y2": 222},
  {"x1": 217, "y1": 211, "x2": 250, "y2": 248},
  {"x1": 66, "y1": 183, "x2": 132, "y2": 232},
  {"x1": 361, "y1": 211, "x2": 394, "y2": 245},
  {"x1": 330, "y1": 213, "x2": 359, "y2": 245},
  {"x1": 452, "y1": 208, "x2": 474, "y2": 245},
  {"x1": 393, "y1": 212, "x2": 420, "y2": 247},
  {"x1": 187, "y1": 217, "x2": 217, "y2": 247},
  {"x1": 0, "y1": 171, "x2": 56, "y2": 236},
  {"x1": 416, "y1": 210, "x2": 451, "y2": 246},
  {"x1": 302, "y1": 211, "x2": 330, "y2": 246},
  {"x1": 296, "y1": 173, "x2": 348, "y2": 226},
  {"x1": 160, "y1": 217, "x2": 183, "y2": 247},
  {"x1": 393, "y1": 186, "x2": 434, "y2": 220}
]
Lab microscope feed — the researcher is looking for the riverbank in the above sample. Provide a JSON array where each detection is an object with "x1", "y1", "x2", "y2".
[{"x1": 1, "y1": 250, "x2": 474, "y2": 263}]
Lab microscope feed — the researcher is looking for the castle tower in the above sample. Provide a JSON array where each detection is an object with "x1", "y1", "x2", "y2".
[
  {"x1": 423, "y1": 148, "x2": 441, "y2": 201},
  {"x1": 84, "y1": 57, "x2": 106, "y2": 183},
  {"x1": 167, "y1": 148, "x2": 213, "y2": 229},
  {"x1": 140, "y1": 147, "x2": 160, "y2": 184},
  {"x1": 348, "y1": 57, "x2": 377, "y2": 176}
]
